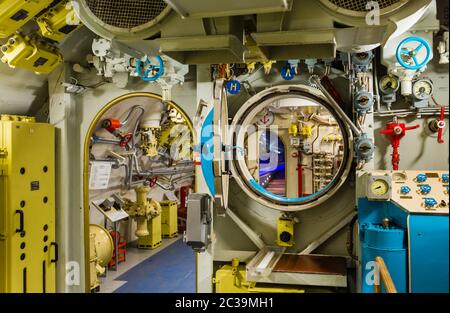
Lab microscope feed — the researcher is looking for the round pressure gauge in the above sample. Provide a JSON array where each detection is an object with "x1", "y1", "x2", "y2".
[
  {"x1": 257, "y1": 111, "x2": 275, "y2": 127},
  {"x1": 379, "y1": 75, "x2": 399, "y2": 94},
  {"x1": 371, "y1": 179, "x2": 390, "y2": 196},
  {"x1": 412, "y1": 79, "x2": 433, "y2": 100}
]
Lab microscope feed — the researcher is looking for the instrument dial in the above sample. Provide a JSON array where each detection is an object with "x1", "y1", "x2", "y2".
[
  {"x1": 371, "y1": 179, "x2": 390, "y2": 196},
  {"x1": 413, "y1": 79, "x2": 433, "y2": 100},
  {"x1": 380, "y1": 75, "x2": 399, "y2": 93}
]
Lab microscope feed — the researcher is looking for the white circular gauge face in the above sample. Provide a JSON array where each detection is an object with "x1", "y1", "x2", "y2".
[
  {"x1": 256, "y1": 111, "x2": 275, "y2": 126},
  {"x1": 380, "y1": 75, "x2": 399, "y2": 92},
  {"x1": 413, "y1": 80, "x2": 433, "y2": 99},
  {"x1": 371, "y1": 179, "x2": 389, "y2": 196}
]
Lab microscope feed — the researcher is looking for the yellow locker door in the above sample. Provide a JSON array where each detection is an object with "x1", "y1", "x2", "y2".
[
  {"x1": 0, "y1": 117, "x2": 55, "y2": 293},
  {"x1": 0, "y1": 119, "x2": 7, "y2": 293}
]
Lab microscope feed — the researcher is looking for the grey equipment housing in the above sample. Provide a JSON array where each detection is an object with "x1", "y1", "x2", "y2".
[{"x1": 184, "y1": 193, "x2": 212, "y2": 252}]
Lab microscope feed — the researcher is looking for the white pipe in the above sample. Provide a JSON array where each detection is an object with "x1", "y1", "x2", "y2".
[{"x1": 299, "y1": 211, "x2": 357, "y2": 255}]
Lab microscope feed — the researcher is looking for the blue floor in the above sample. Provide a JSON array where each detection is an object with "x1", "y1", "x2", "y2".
[{"x1": 113, "y1": 239, "x2": 196, "y2": 293}]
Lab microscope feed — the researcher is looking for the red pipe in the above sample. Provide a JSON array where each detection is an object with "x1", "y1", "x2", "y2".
[
  {"x1": 321, "y1": 75, "x2": 345, "y2": 108},
  {"x1": 379, "y1": 122, "x2": 420, "y2": 170},
  {"x1": 297, "y1": 152, "x2": 303, "y2": 197}
]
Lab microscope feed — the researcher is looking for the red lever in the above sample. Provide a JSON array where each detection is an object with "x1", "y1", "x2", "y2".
[
  {"x1": 380, "y1": 122, "x2": 420, "y2": 170},
  {"x1": 437, "y1": 106, "x2": 446, "y2": 144}
]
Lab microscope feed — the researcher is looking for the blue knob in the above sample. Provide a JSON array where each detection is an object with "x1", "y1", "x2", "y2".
[
  {"x1": 400, "y1": 186, "x2": 411, "y2": 194},
  {"x1": 442, "y1": 174, "x2": 449, "y2": 183},
  {"x1": 416, "y1": 174, "x2": 427, "y2": 183},
  {"x1": 420, "y1": 184, "x2": 432, "y2": 194},
  {"x1": 424, "y1": 198, "x2": 437, "y2": 208}
]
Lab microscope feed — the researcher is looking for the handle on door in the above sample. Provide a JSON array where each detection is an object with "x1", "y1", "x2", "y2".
[
  {"x1": 15, "y1": 210, "x2": 24, "y2": 235},
  {"x1": 50, "y1": 242, "x2": 58, "y2": 263}
]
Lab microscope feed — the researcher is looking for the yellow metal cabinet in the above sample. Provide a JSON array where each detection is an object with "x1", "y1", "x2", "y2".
[
  {"x1": 0, "y1": 115, "x2": 56, "y2": 293},
  {"x1": 0, "y1": 0, "x2": 53, "y2": 38},
  {"x1": 137, "y1": 215, "x2": 162, "y2": 249},
  {"x1": 1, "y1": 33, "x2": 63, "y2": 75},
  {"x1": 214, "y1": 259, "x2": 304, "y2": 293},
  {"x1": 161, "y1": 200, "x2": 178, "y2": 238},
  {"x1": 37, "y1": 0, "x2": 82, "y2": 42}
]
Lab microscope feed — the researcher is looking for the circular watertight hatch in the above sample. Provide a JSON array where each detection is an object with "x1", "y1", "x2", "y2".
[
  {"x1": 85, "y1": 0, "x2": 168, "y2": 29},
  {"x1": 229, "y1": 85, "x2": 354, "y2": 212}
]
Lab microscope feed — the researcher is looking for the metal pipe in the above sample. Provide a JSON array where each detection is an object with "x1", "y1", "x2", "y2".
[
  {"x1": 91, "y1": 159, "x2": 118, "y2": 164},
  {"x1": 133, "y1": 163, "x2": 194, "y2": 176},
  {"x1": 297, "y1": 152, "x2": 303, "y2": 197},
  {"x1": 127, "y1": 155, "x2": 134, "y2": 189},
  {"x1": 91, "y1": 136, "x2": 121, "y2": 145},
  {"x1": 131, "y1": 173, "x2": 194, "y2": 189},
  {"x1": 121, "y1": 105, "x2": 145, "y2": 127},
  {"x1": 375, "y1": 108, "x2": 449, "y2": 118},
  {"x1": 311, "y1": 76, "x2": 362, "y2": 137}
]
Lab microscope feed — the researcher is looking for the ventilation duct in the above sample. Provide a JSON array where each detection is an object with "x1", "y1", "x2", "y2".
[
  {"x1": 74, "y1": 0, "x2": 173, "y2": 40},
  {"x1": 74, "y1": 0, "x2": 247, "y2": 63},
  {"x1": 163, "y1": 0, "x2": 293, "y2": 18},
  {"x1": 317, "y1": 0, "x2": 410, "y2": 25},
  {"x1": 74, "y1": 0, "x2": 435, "y2": 63}
]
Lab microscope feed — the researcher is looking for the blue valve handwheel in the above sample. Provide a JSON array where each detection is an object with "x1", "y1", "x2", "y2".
[
  {"x1": 396, "y1": 36, "x2": 431, "y2": 70},
  {"x1": 136, "y1": 55, "x2": 164, "y2": 82}
]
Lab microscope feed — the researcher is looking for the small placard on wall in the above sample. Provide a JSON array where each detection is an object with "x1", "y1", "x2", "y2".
[{"x1": 89, "y1": 161, "x2": 112, "y2": 190}]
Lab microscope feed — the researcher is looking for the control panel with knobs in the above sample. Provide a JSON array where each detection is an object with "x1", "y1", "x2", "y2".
[{"x1": 362, "y1": 170, "x2": 449, "y2": 214}]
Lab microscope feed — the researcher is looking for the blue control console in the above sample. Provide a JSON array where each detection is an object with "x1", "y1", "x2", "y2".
[{"x1": 358, "y1": 170, "x2": 449, "y2": 293}]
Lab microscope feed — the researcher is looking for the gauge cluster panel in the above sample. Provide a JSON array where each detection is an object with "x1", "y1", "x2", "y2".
[{"x1": 366, "y1": 170, "x2": 449, "y2": 214}]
